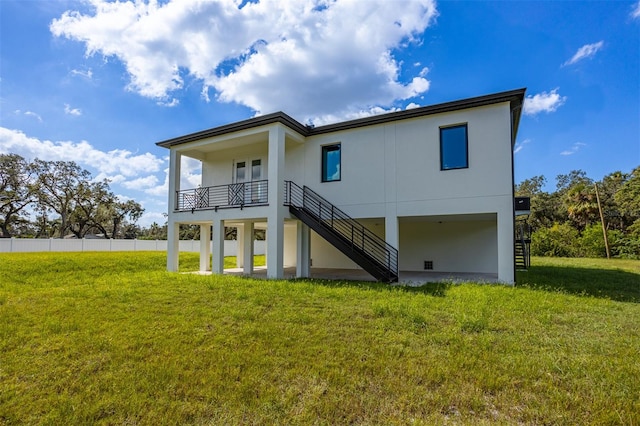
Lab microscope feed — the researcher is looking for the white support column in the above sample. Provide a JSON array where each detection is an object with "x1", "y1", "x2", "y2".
[
  {"x1": 267, "y1": 125, "x2": 286, "y2": 279},
  {"x1": 166, "y1": 149, "x2": 182, "y2": 272},
  {"x1": 385, "y1": 206, "x2": 399, "y2": 249},
  {"x1": 243, "y1": 221, "x2": 254, "y2": 275},
  {"x1": 168, "y1": 150, "x2": 182, "y2": 212},
  {"x1": 296, "y1": 221, "x2": 310, "y2": 278},
  {"x1": 199, "y1": 224, "x2": 211, "y2": 272},
  {"x1": 385, "y1": 210, "x2": 399, "y2": 275},
  {"x1": 497, "y1": 208, "x2": 515, "y2": 284},
  {"x1": 167, "y1": 219, "x2": 180, "y2": 272},
  {"x1": 236, "y1": 225, "x2": 245, "y2": 268},
  {"x1": 212, "y1": 218, "x2": 225, "y2": 274}
]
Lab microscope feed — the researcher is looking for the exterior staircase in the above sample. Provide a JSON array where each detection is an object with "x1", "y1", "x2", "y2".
[
  {"x1": 285, "y1": 181, "x2": 399, "y2": 283},
  {"x1": 515, "y1": 220, "x2": 531, "y2": 270}
]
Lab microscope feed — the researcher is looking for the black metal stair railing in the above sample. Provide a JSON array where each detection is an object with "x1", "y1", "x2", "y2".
[
  {"x1": 515, "y1": 221, "x2": 531, "y2": 269},
  {"x1": 285, "y1": 181, "x2": 398, "y2": 282}
]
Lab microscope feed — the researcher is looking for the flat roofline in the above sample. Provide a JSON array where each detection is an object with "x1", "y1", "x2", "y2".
[{"x1": 156, "y1": 88, "x2": 526, "y2": 148}]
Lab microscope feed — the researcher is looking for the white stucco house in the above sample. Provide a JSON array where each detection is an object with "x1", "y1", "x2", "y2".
[{"x1": 157, "y1": 88, "x2": 526, "y2": 284}]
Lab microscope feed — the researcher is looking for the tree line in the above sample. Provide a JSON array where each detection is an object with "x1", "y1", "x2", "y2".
[
  {"x1": 0, "y1": 154, "x2": 145, "y2": 239},
  {"x1": 0, "y1": 153, "x2": 265, "y2": 241},
  {"x1": 3, "y1": 152, "x2": 638, "y2": 255},
  {"x1": 516, "y1": 167, "x2": 640, "y2": 259}
]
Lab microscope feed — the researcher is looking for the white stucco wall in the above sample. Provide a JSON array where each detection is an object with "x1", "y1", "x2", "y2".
[
  {"x1": 201, "y1": 143, "x2": 269, "y2": 187},
  {"x1": 297, "y1": 102, "x2": 514, "y2": 281},
  {"x1": 399, "y1": 218, "x2": 498, "y2": 273},
  {"x1": 309, "y1": 218, "x2": 385, "y2": 270},
  {"x1": 170, "y1": 99, "x2": 516, "y2": 281},
  {"x1": 309, "y1": 231, "x2": 358, "y2": 269},
  {"x1": 283, "y1": 222, "x2": 298, "y2": 267},
  {"x1": 298, "y1": 103, "x2": 513, "y2": 219}
]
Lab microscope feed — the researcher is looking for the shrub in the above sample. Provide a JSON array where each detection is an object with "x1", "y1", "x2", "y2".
[
  {"x1": 613, "y1": 220, "x2": 640, "y2": 259},
  {"x1": 531, "y1": 223, "x2": 579, "y2": 257},
  {"x1": 578, "y1": 224, "x2": 610, "y2": 258}
]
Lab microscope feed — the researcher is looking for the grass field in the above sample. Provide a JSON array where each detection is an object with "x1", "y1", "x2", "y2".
[{"x1": 1, "y1": 252, "x2": 639, "y2": 425}]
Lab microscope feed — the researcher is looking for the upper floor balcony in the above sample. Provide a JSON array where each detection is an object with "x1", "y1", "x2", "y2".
[{"x1": 176, "y1": 180, "x2": 268, "y2": 212}]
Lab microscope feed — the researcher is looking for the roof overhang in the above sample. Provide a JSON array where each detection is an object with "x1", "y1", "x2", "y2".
[{"x1": 156, "y1": 88, "x2": 526, "y2": 149}]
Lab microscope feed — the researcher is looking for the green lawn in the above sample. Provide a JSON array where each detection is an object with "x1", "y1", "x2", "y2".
[
  {"x1": 1, "y1": 252, "x2": 639, "y2": 425},
  {"x1": 518, "y1": 256, "x2": 640, "y2": 302}
]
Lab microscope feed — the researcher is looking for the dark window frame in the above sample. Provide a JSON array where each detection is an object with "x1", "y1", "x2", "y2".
[
  {"x1": 321, "y1": 143, "x2": 341, "y2": 182},
  {"x1": 440, "y1": 123, "x2": 469, "y2": 171}
]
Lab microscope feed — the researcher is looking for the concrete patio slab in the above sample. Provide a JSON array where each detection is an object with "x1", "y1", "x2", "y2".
[{"x1": 217, "y1": 266, "x2": 499, "y2": 286}]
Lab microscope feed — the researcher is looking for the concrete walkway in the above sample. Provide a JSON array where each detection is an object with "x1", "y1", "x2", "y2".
[{"x1": 219, "y1": 266, "x2": 498, "y2": 286}]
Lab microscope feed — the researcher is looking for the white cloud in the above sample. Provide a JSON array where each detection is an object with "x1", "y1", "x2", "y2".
[
  {"x1": 562, "y1": 41, "x2": 604, "y2": 67},
  {"x1": 145, "y1": 167, "x2": 169, "y2": 197},
  {"x1": 50, "y1": 0, "x2": 437, "y2": 123},
  {"x1": 632, "y1": 1, "x2": 640, "y2": 19},
  {"x1": 64, "y1": 103, "x2": 82, "y2": 116},
  {"x1": 560, "y1": 142, "x2": 586, "y2": 156},
  {"x1": 15, "y1": 110, "x2": 43, "y2": 122},
  {"x1": 405, "y1": 102, "x2": 420, "y2": 110},
  {"x1": 0, "y1": 127, "x2": 163, "y2": 178},
  {"x1": 137, "y1": 211, "x2": 167, "y2": 228},
  {"x1": 157, "y1": 98, "x2": 179, "y2": 107},
  {"x1": 70, "y1": 68, "x2": 93, "y2": 79},
  {"x1": 312, "y1": 105, "x2": 402, "y2": 126},
  {"x1": 95, "y1": 173, "x2": 128, "y2": 184},
  {"x1": 523, "y1": 88, "x2": 567, "y2": 116},
  {"x1": 182, "y1": 157, "x2": 202, "y2": 189},
  {"x1": 145, "y1": 156, "x2": 201, "y2": 196},
  {"x1": 25, "y1": 111, "x2": 43, "y2": 122},
  {"x1": 122, "y1": 175, "x2": 159, "y2": 190},
  {"x1": 514, "y1": 138, "x2": 532, "y2": 155}
]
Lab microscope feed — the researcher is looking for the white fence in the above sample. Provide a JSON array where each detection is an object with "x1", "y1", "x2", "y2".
[{"x1": 0, "y1": 238, "x2": 266, "y2": 256}]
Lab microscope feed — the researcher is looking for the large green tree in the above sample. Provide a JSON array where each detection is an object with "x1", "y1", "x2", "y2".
[
  {"x1": 32, "y1": 159, "x2": 144, "y2": 238},
  {"x1": 94, "y1": 199, "x2": 145, "y2": 239},
  {"x1": 615, "y1": 166, "x2": 640, "y2": 230},
  {"x1": 515, "y1": 175, "x2": 564, "y2": 230},
  {"x1": 68, "y1": 179, "x2": 115, "y2": 238},
  {"x1": 0, "y1": 154, "x2": 37, "y2": 237},
  {"x1": 597, "y1": 171, "x2": 629, "y2": 231},
  {"x1": 553, "y1": 170, "x2": 597, "y2": 231},
  {"x1": 33, "y1": 160, "x2": 92, "y2": 238}
]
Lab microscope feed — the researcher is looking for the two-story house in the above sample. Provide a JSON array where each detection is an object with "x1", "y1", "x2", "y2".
[{"x1": 157, "y1": 88, "x2": 526, "y2": 284}]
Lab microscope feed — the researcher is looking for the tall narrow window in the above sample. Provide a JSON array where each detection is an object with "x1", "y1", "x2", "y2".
[
  {"x1": 251, "y1": 159, "x2": 261, "y2": 180},
  {"x1": 440, "y1": 124, "x2": 468, "y2": 170},
  {"x1": 322, "y1": 144, "x2": 341, "y2": 182},
  {"x1": 251, "y1": 159, "x2": 264, "y2": 202},
  {"x1": 235, "y1": 161, "x2": 246, "y2": 182}
]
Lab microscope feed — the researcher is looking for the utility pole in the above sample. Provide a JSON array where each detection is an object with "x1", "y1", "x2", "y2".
[{"x1": 594, "y1": 183, "x2": 610, "y2": 259}]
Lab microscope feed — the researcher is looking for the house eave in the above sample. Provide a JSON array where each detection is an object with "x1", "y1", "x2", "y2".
[
  {"x1": 310, "y1": 88, "x2": 526, "y2": 136},
  {"x1": 155, "y1": 88, "x2": 526, "y2": 149},
  {"x1": 155, "y1": 112, "x2": 308, "y2": 149}
]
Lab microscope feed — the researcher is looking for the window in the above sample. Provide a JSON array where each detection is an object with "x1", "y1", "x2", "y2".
[
  {"x1": 440, "y1": 124, "x2": 468, "y2": 170},
  {"x1": 235, "y1": 161, "x2": 246, "y2": 182},
  {"x1": 322, "y1": 144, "x2": 341, "y2": 182},
  {"x1": 251, "y1": 159, "x2": 261, "y2": 180}
]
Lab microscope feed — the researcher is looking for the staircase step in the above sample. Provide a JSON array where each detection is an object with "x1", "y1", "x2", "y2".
[{"x1": 285, "y1": 181, "x2": 398, "y2": 283}]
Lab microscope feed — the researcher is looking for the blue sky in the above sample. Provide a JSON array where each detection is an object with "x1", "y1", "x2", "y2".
[{"x1": 1, "y1": 0, "x2": 639, "y2": 227}]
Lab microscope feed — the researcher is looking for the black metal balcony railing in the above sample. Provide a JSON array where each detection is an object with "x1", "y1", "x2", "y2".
[
  {"x1": 176, "y1": 180, "x2": 268, "y2": 211},
  {"x1": 175, "y1": 179, "x2": 397, "y2": 281}
]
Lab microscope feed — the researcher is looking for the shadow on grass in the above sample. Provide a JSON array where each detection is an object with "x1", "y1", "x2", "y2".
[
  {"x1": 286, "y1": 265, "x2": 639, "y2": 303},
  {"x1": 287, "y1": 277, "x2": 451, "y2": 297},
  {"x1": 517, "y1": 265, "x2": 639, "y2": 303}
]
